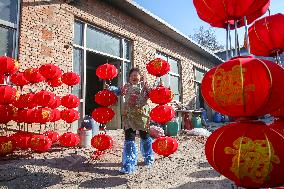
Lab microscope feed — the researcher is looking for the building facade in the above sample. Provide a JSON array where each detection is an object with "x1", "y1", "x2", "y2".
[{"x1": 0, "y1": 0, "x2": 222, "y2": 131}]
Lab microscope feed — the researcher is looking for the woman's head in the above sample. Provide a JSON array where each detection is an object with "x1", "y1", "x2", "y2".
[{"x1": 128, "y1": 67, "x2": 141, "y2": 84}]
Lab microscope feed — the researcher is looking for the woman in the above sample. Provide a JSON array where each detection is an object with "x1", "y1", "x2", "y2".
[{"x1": 108, "y1": 68, "x2": 154, "y2": 174}]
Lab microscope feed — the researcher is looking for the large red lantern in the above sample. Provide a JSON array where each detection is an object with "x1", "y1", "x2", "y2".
[
  {"x1": 59, "y1": 132, "x2": 80, "y2": 147},
  {"x1": 33, "y1": 90, "x2": 56, "y2": 107},
  {"x1": 146, "y1": 58, "x2": 170, "y2": 77},
  {"x1": 249, "y1": 13, "x2": 284, "y2": 57},
  {"x1": 0, "y1": 75, "x2": 5, "y2": 84},
  {"x1": 39, "y1": 64, "x2": 62, "y2": 80},
  {"x1": 61, "y1": 72, "x2": 80, "y2": 86},
  {"x1": 60, "y1": 109, "x2": 80, "y2": 123},
  {"x1": 61, "y1": 94, "x2": 80, "y2": 109},
  {"x1": 16, "y1": 109, "x2": 35, "y2": 124},
  {"x1": 94, "y1": 90, "x2": 118, "y2": 107},
  {"x1": 0, "y1": 136, "x2": 15, "y2": 156},
  {"x1": 24, "y1": 68, "x2": 45, "y2": 83},
  {"x1": 10, "y1": 72, "x2": 29, "y2": 86},
  {"x1": 44, "y1": 131, "x2": 60, "y2": 144},
  {"x1": 47, "y1": 77, "x2": 63, "y2": 87},
  {"x1": 91, "y1": 107, "x2": 115, "y2": 124},
  {"x1": 34, "y1": 108, "x2": 53, "y2": 123},
  {"x1": 206, "y1": 121, "x2": 284, "y2": 188},
  {"x1": 0, "y1": 85, "x2": 19, "y2": 105},
  {"x1": 51, "y1": 109, "x2": 61, "y2": 122},
  {"x1": 11, "y1": 132, "x2": 33, "y2": 150},
  {"x1": 13, "y1": 93, "x2": 34, "y2": 109},
  {"x1": 91, "y1": 134, "x2": 113, "y2": 151},
  {"x1": 0, "y1": 56, "x2": 19, "y2": 76},
  {"x1": 149, "y1": 85, "x2": 174, "y2": 105},
  {"x1": 48, "y1": 96, "x2": 61, "y2": 109},
  {"x1": 29, "y1": 134, "x2": 52, "y2": 153},
  {"x1": 0, "y1": 105, "x2": 15, "y2": 124},
  {"x1": 271, "y1": 107, "x2": 284, "y2": 118},
  {"x1": 193, "y1": 0, "x2": 269, "y2": 29},
  {"x1": 150, "y1": 105, "x2": 175, "y2": 124},
  {"x1": 152, "y1": 136, "x2": 178, "y2": 157},
  {"x1": 201, "y1": 56, "x2": 284, "y2": 117},
  {"x1": 96, "y1": 63, "x2": 118, "y2": 80}
]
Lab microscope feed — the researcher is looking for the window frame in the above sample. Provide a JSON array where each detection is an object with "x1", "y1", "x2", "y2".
[{"x1": 193, "y1": 67, "x2": 206, "y2": 109}]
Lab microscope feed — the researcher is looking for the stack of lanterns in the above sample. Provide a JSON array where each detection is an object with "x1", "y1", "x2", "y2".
[
  {"x1": 90, "y1": 63, "x2": 118, "y2": 157},
  {"x1": 146, "y1": 58, "x2": 178, "y2": 157},
  {"x1": 194, "y1": 0, "x2": 284, "y2": 188}
]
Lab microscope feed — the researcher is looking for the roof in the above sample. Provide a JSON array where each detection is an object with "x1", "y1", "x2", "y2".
[{"x1": 104, "y1": 0, "x2": 223, "y2": 64}]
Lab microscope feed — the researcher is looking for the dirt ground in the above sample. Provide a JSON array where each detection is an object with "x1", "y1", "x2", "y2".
[{"x1": 0, "y1": 130, "x2": 236, "y2": 189}]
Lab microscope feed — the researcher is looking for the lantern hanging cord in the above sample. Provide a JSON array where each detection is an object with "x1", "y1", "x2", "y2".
[{"x1": 244, "y1": 16, "x2": 251, "y2": 55}]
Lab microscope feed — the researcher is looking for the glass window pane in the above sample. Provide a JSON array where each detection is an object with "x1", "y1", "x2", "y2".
[
  {"x1": 195, "y1": 68, "x2": 205, "y2": 83},
  {"x1": 124, "y1": 62, "x2": 131, "y2": 83},
  {"x1": 156, "y1": 52, "x2": 167, "y2": 62},
  {"x1": 173, "y1": 94, "x2": 180, "y2": 101},
  {"x1": 74, "y1": 21, "x2": 83, "y2": 46},
  {"x1": 86, "y1": 26, "x2": 121, "y2": 57},
  {"x1": 0, "y1": 0, "x2": 18, "y2": 24},
  {"x1": 72, "y1": 48, "x2": 83, "y2": 99},
  {"x1": 123, "y1": 40, "x2": 131, "y2": 60},
  {"x1": 161, "y1": 74, "x2": 169, "y2": 87},
  {"x1": 170, "y1": 75, "x2": 180, "y2": 95},
  {"x1": 169, "y1": 57, "x2": 179, "y2": 74},
  {"x1": 0, "y1": 26, "x2": 14, "y2": 57}
]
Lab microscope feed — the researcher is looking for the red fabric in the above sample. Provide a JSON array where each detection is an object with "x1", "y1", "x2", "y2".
[
  {"x1": 10, "y1": 72, "x2": 29, "y2": 86},
  {"x1": 61, "y1": 94, "x2": 80, "y2": 109},
  {"x1": 149, "y1": 85, "x2": 174, "y2": 105},
  {"x1": 150, "y1": 105, "x2": 175, "y2": 124},
  {"x1": 61, "y1": 72, "x2": 80, "y2": 86},
  {"x1": 60, "y1": 109, "x2": 80, "y2": 123},
  {"x1": 24, "y1": 68, "x2": 45, "y2": 83},
  {"x1": 59, "y1": 132, "x2": 80, "y2": 147},
  {"x1": 92, "y1": 107, "x2": 115, "y2": 124},
  {"x1": 249, "y1": 13, "x2": 284, "y2": 57},
  {"x1": 201, "y1": 56, "x2": 284, "y2": 117},
  {"x1": 48, "y1": 77, "x2": 63, "y2": 87},
  {"x1": 0, "y1": 85, "x2": 18, "y2": 105},
  {"x1": 152, "y1": 136, "x2": 178, "y2": 157},
  {"x1": 96, "y1": 63, "x2": 118, "y2": 80},
  {"x1": 28, "y1": 134, "x2": 52, "y2": 153},
  {"x1": 0, "y1": 136, "x2": 15, "y2": 156},
  {"x1": 91, "y1": 134, "x2": 113, "y2": 151},
  {"x1": 146, "y1": 58, "x2": 170, "y2": 77},
  {"x1": 33, "y1": 90, "x2": 56, "y2": 108},
  {"x1": 94, "y1": 90, "x2": 118, "y2": 107},
  {"x1": 0, "y1": 56, "x2": 19, "y2": 76},
  {"x1": 43, "y1": 131, "x2": 59, "y2": 144},
  {"x1": 206, "y1": 121, "x2": 284, "y2": 188},
  {"x1": 39, "y1": 64, "x2": 62, "y2": 80}
]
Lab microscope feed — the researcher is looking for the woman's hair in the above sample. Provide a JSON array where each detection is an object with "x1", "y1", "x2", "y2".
[{"x1": 128, "y1": 67, "x2": 141, "y2": 78}]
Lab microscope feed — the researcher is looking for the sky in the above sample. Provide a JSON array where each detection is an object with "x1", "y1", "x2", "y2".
[{"x1": 133, "y1": 0, "x2": 284, "y2": 49}]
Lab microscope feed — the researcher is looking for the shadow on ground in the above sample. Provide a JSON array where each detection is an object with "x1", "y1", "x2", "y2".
[
  {"x1": 172, "y1": 179, "x2": 233, "y2": 189},
  {"x1": 188, "y1": 169, "x2": 221, "y2": 178},
  {"x1": 79, "y1": 177, "x2": 128, "y2": 188}
]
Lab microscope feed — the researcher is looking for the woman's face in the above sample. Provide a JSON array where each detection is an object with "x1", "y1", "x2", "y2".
[{"x1": 129, "y1": 71, "x2": 141, "y2": 84}]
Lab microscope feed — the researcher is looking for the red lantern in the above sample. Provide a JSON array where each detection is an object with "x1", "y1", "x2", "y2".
[
  {"x1": 271, "y1": 107, "x2": 284, "y2": 118},
  {"x1": 91, "y1": 134, "x2": 113, "y2": 151},
  {"x1": 0, "y1": 136, "x2": 15, "y2": 156},
  {"x1": 11, "y1": 132, "x2": 33, "y2": 150},
  {"x1": 61, "y1": 94, "x2": 80, "y2": 109},
  {"x1": 150, "y1": 105, "x2": 175, "y2": 124},
  {"x1": 201, "y1": 56, "x2": 284, "y2": 117},
  {"x1": 48, "y1": 77, "x2": 63, "y2": 87},
  {"x1": 34, "y1": 108, "x2": 53, "y2": 123},
  {"x1": 193, "y1": 0, "x2": 269, "y2": 29},
  {"x1": 0, "y1": 56, "x2": 19, "y2": 76},
  {"x1": 39, "y1": 64, "x2": 62, "y2": 80},
  {"x1": 59, "y1": 132, "x2": 79, "y2": 147},
  {"x1": 44, "y1": 131, "x2": 60, "y2": 144},
  {"x1": 0, "y1": 75, "x2": 5, "y2": 84},
  {"x1": 152, "y1": 136, "x2": 178, "y2": 157},
  {"x1": 96, "y1": 63, "x2": 118, "y2": 80},
  {"x1": 60, "y1": 109, "x2": 80, "y2": 123},
  {"x1": 16, "y1": 109, "x2": 35, "y2": 123},
  {"x1": 92, "y1": 107, "x2": 115, "y2": 124},
  {"x1": 149, "y1": 85, "x2": 174, "y2": 105},
  {"x1": 0, "y1": 105, "x2": 15, "y2": 124},
  {"x1": 206, "y1": 121, "x2": 284, "y2": 188},
  {"x1": 61, "y1": 72, "x2": 80, "y2": 86},
  {"x1": 48, "y1": 96, "x2": 61, "y2": 109},
  {"x1": 249, "y1": 13, "x2": 284, "y2": 57},
  {"x1": 94, "y1": 90, "x2": 118, "y2": 107},
  {"x1": 10, "y1": 72, "x2": 29, "y2": 86},
  {"x1": 0, "y1": 85, "x2": 19, "y2": 105},
  {"x1": 33, "y1": 90, "x2": 56, "y2": 107},
  {"x1": 51, "y1": 109, "x2": 61, "y2": 122},
  {"x1": 23, "y1": 68, "x2": 45, "y2": 83},
  {"x1": 146, "y1": 58, "x2": 170, "y2": 77},
  {"x1": 29, "y1": 134, "x2": 52, "y2": 153},
  {"x1": 13, "y1": 93, "x2": 35, "y2": 109}
]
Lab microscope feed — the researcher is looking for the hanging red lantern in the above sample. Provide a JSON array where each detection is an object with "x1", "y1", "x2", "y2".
[
  {"x1": 0, "y1": 75, "x2": 5, "y2": 84},
  {"x1": 51, "y1": 109, "x2": 61, "y2": 122},
  {"x1": 201, "y1": 56, "x2": 284, "y2": 117},
  {"x1": 16, "y1": 109, "x2": 35, "y2": 124},
  {"x1": 193, "y1": 0, "x2": 270, "y2": 29},
  {"x1": 61, "y1": 94, "x2": 80, "y2": 109},
  {"x1": 150, "y1": 105, "x2": 175, "y2": 124},
  {"x1": 28, "y1": 134, "x2": 52, "y2": 153},
  {"x1": 44, "y1": 131, "x2": 60, "y2": 144},
  {"x1": 23, "y1": 68, "x2": 45, "y2": 83},
  {"x1": 59, "y1": 132, "x2": 80, "y2": 147},
  {"x1": 60, "y1": 109, "x2": 80, "y2": 123},
  {"x1": 249, "y1": 13, "x2": 284, "y2": 57},
  {"x1": 271, "y1": 107, "x2": 284, "y2": 118},
  {"x1": 94, "y1": 90, "x2": 118, "y2": 107},
  {"x1": 11, "y1": 132, "x2": 33, "y2": 150},
  {"x1": 33, "y1": 90, "x2": 56, "y2": 108},
  {"x1": 10, "y1": 72, "x2": 29, "y2": 86},
  {"x1": 0, "y1": 85, "x2": 19, "y2": 105},
  {"x1": 34, "y1": 108, "x2": 53, "y2": 124},
  {"x1": 0, "y1": 105, "x2": 15, "y2": 124},
  {"x1": 206, "y1": 121, "x2": 284, "y2": 188},
  {"x1": 96, "y1": 63, "x2": 118, "y2": 80},
  {"x1": 0, "y1": 136, "x2": 16, "y2": 156},
  {"x1": 91, "y1": 107, "x2": 115, "y2": 124},
  {"x1": 61, "y1": 72, "x2": 80, "y2": 86},
  {"x1": 48, "y1": 96, "x2": 61, "y2": 109},
  {"x1": 39, "y1": 64, "x2": 62, "y2": 80},
  {"x1": 0, "y1": 56, "x2": 19, "y2": 76},
  {"x1": 91, "y1": 134, "x2": 113, "y2": 151},
  {"x1": 146, "y1": 58, "x2": 170, "y2": 77},
  {"x1": 152, "y1": 136, "x2": 178, "y2": 157},
  {"x1": 149, "y1": 85, "x2": 174, "y2": 105},
  {"x1": 13, "y1": 93, "x2": 35, "y2": 109},
  {"x1": 47, "y1": 77, "x2": 63, "y2": 87}
]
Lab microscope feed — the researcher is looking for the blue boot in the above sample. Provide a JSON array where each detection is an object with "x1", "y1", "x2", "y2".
[
  {"x1": 140, "y1": 137, "x2": 154, "y2": 166},
  {"x1": 120, "y1": 140, "x2": 138, "y2": 174}
]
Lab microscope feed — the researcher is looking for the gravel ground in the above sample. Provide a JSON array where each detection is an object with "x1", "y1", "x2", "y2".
[{"x1": 0, "y1": 130, "x2": 235, "y2": 189}]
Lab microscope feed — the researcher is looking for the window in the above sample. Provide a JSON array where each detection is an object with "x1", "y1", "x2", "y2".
[
  {"x1": 194, "y1": 68, "x2": 206, "y2": 108},
  {"x1": 156, "y1": 52, "x2": 181, "y2": 101},
  {"x1": 0, "y1": 0, "x2": 20, "y2": 58}
]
